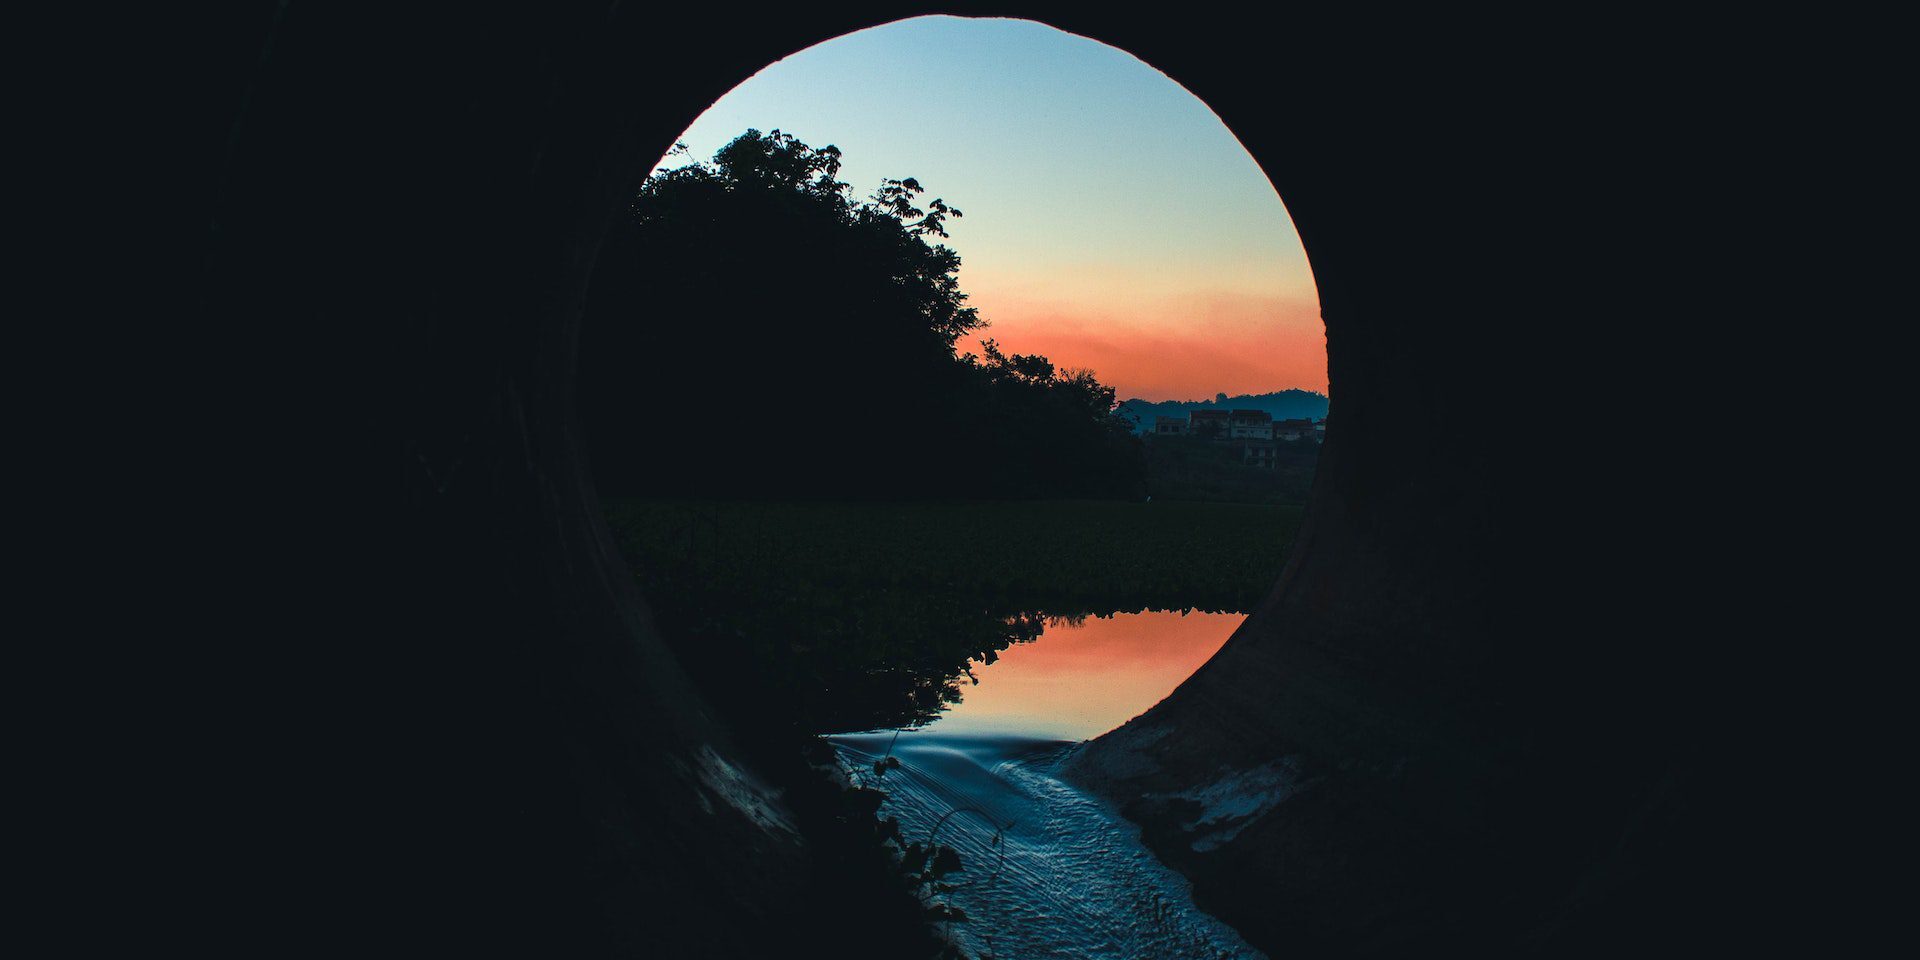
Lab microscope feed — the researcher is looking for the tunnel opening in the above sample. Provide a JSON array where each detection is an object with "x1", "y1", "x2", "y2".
[
  {"x1": 579, "y1": 15, "x2": 1327, "y2": 736},
  {"x1": 573, "y1": 16, "x2": 1327, "y2": 956},
  {"x1": 203, "y1": 4, "x2": 1721, "y2": 956}
]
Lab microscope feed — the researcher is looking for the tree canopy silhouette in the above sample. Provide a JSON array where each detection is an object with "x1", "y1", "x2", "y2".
[{"x1": 579, "y1": 129, "x2": 1143, "y2": 499}]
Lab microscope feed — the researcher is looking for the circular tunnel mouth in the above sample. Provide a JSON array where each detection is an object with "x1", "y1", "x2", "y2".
[
  {"x1": 210, "y1": 5, "x2": 1694, "y2": 956},
  {"x1": 574, "y1": 18, "x2": 1325, "y2": 953},
  {"x1": 580, "y1": 14, "x2": 1327, "y2": 740}
]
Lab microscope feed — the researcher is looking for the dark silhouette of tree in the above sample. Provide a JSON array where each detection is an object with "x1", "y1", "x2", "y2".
[{"x1": 579, "y1": 130, "x2": 1143, "y2": 500}]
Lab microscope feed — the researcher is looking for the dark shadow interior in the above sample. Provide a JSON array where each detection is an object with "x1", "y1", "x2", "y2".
[{"x1": 204, "y1": 4, "x2": 1751, "y2": 956}]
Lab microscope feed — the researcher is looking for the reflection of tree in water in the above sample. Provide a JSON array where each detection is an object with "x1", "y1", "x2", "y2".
[
  {"x1": 608, "y1": 500, "x2": 1285, "y2": 736},
  {"x1": 636, "y1": 562, "x2": 1062, "y2": 734}
]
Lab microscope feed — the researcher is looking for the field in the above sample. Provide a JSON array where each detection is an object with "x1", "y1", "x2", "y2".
[
  {"x1": 607, "y1": 499, "x2": 1301, "y2": 614},
  {"x1": 605, "y1": 499, "x2": 1303, "y2": 733}
]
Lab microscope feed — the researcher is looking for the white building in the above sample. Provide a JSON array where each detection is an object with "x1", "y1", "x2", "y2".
[{"x1": 1229, "y1": 409, "x2": 1274, "y2": 440}]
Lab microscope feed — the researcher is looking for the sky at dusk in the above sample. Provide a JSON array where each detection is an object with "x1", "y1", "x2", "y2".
[{"x1": 661, "y1": 16, "x2": 1325, "y2": 402}]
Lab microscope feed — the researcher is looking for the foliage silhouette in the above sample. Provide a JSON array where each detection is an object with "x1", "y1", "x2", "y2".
[{"x1": 579, "y1": 130, "x2": 1143, "y2": 500}]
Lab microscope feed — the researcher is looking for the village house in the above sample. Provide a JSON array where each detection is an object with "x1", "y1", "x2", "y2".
[
  {"x1": 1240, "y1": 440, "x2": 1277, "y2": 467},
  {"x1": 1274, "y1": 418, "x2": 1316, "y2": 441},
  {"x1": 1144, "y1": 409, "x2": 1328, "y2": 449},
  {"x1": 1229, "y1": 409, "x2": 1274, "y2": 440},
  {"x1": 1188, "y1": 409, "x2": 1231, "y2": 437}
]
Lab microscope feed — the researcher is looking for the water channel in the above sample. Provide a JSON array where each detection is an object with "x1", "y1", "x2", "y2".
[{"x1": 832, "y1": 610, "x2": 1268, "y2": 960}]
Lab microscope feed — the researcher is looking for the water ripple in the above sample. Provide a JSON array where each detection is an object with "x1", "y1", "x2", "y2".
[{"x1": 834, "y1": 732, "x2": 1267, "y2": 960}]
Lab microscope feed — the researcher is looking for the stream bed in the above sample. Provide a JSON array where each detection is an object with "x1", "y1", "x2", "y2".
[{"x1": 831, "y1": 611, "x2": 1267, "y2": 960}]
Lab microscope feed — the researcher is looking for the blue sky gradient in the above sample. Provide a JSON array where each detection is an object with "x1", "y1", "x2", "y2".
[{"x1": 661, "y1": 16, "x2": 1324, "y2": 400}]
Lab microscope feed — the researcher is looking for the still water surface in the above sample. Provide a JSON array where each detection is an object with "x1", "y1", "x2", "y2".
[{"x1": 831, "y1": 610, "x2": 1268, "y2": 959}]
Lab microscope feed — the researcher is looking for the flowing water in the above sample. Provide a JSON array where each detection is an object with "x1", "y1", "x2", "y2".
[{"x1": 831, "y1": 610, "x2": 1268, "y2": 960}]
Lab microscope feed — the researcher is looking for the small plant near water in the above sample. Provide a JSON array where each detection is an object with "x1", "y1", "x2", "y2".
[{"x1": 841, "y1": 741, "x2": 989, "y2": 959}]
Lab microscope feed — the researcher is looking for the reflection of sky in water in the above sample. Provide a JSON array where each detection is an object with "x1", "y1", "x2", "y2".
[
  {"x1": 835, "y1": 613, "x2": 1263, "y2": 957},
  {"x1": 929, "y1": 610, "x2": 1245, "y2": 741},
  {"x1": 833, "y1": 611, "x2": 1263, "y2": 955}
]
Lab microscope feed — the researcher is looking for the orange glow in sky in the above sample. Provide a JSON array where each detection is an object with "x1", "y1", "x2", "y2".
[
  {"x1": 667, "y1": 16, "x2": 1325, "y2": 403},
  {"x1": 962, "y1": 285, "x2": 1328, "y2": 400}
]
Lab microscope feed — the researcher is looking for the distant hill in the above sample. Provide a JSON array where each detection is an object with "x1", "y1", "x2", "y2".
[{"x1": 1117, "y1": 389, "x2": 1330, "y2": 434}]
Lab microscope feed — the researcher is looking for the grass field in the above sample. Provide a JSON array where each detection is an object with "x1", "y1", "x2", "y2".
[
  {"x1": 606, "y1": 499, "x2": 1302, "y2": 614},
  {"x1": 604, "y1": 499, "x2": 1303, "y2": 732}
]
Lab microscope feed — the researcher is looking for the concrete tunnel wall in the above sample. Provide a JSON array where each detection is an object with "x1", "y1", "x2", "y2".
[{"x1": 206, "y1": 3, "x2": 1729, "y2": 955}]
